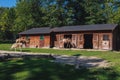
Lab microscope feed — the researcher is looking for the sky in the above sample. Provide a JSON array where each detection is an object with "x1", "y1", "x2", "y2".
[{"x1": 0, "y1": 0, "x2": 16, "y2": 7}]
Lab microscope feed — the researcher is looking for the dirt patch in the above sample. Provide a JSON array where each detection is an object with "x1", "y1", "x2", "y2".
[
  {"x1": 0, "y1": 50, "x2": 110, "y2": 68},
  {"x1": 53, "y1": 55, "x2": 110, "y2": 69}
]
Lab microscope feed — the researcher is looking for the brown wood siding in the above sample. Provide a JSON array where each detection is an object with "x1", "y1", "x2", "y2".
[
  {"x1": 90, "y1": 33, "x2": 112, "y2": 50},
  {"x1": 24, "y1": 35, "x2": 50, "y2": 48},
  {"x1": 54, "y1": 32, "x2": 113, "y2": 50},
  {"x1": 59, "y1": 34, "x2": 64, "y2": 48},
  {"x1": 109, "y1": 33, "x2": 113, "y2": 50},
  {"x1": 30, "y1": 36, "x2": 40, "y2": 48},
  {"x1": 54, "y1": 34, "x2": 64, "y2": 48},
  {"x1": 20, "y1": 29, "x2": 115, "y2": 50},
  {"x1": 44, "y1": 36, "x2": 50, "y2": 47},
  {"x1": 54, "y1": 34, "x2": 59, "y2": 47},
  {"x1": 113, "y1": 25, "x2": 120, "y2": 50},
  {"x1": 72, "y1": 34, "x2": 78, "y2": 48},
  {"x1": 98, "y1": 33, "x2": 112, "y2": 50},
  {"x1": 93, "y1": 33, "x2": 99, "y2": 49},
  {"x1": 77, "y1": 34, "x2": 84, "y2": 48}
]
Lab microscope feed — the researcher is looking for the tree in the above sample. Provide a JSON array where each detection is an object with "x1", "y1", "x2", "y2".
[
  {"x1": 14, "y1": 0, "x2": 43, "y2": 33},
  {"x1": 80, "y1": 0, "x2": 106, "y2": 24},
  {"x1": 42, "y1": 0, "x2": 74, "y2": 27},
  {"x1": 0, "y1": 8, "x2": 15, "y2": 40},
  {"x1": 105, "y1": 0, "x2": 120, "y2": 24}
]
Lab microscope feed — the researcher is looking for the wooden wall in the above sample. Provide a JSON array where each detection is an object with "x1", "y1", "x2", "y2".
[
  {"x1": 113, "y1": 25, "x2": 120, "y2": 50},
  {"x1": 54, "y1": 32, "x2": 113, "y2": 50},
  {"x1": 44, "y1": 36, "x2": 50, "y2": 47},
  {"x1": 30, "y1": 36, "x2": 40, "y2": 48},
  {"x1": 20, "y1": 31, "x2": 113, "y2": 50},
  {"x1": 20, "y1": 35, "x2": 50, "y2": 48},
  {"x1": 92, "y1": 33, "x2": 112, "y2": 50}
]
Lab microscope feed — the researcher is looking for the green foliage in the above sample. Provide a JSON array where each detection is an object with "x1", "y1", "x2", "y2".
[
  {"x1": 0, "y1": 0, "x2": 120, "y2": 40},
  {"x1": 42, "y1": 0, "x2": 74, "y2": 27},
  {"x1": 81, "y1": 0, "x2": 105, "y2": 24},
  {"x1": 100, "y1": 0, "x2": 120, "y2": 24},
  {"x1": 0, "y1": 8, "x2": 15, "y2": 40},
  {"x1": 0, "y1": 8, "x2": 15, "y2": 31}
]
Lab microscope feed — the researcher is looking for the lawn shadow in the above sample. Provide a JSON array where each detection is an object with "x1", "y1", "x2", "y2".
[
  {"x1": 0, "y1": 58, "x2": 119, "y2": 80},
  {"x1": 73, "y1": 54, "x2": 81, "y2": 56},
  {"x1": 22, "y1": 49, "x2": 31, "y2": 52}
]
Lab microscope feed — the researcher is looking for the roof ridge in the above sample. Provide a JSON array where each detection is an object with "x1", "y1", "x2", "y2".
[{"x1": 19, "y1": 24, "x2": 118, "y2": 35}]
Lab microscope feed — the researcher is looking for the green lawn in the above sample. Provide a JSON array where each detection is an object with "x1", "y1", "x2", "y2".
[
  {"x1": 0, "y1": 43, "x2": 120, "y2": 80},
  {"x1": 0, "y1": 58, "x2": 118, "y2": 80}
]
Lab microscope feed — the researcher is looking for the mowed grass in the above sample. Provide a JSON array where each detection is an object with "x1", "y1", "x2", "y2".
[
  {"x1": 0, "y1": 58, "x2": 119, "y2": 80},
  {"x1": 0, "y1": 43, "x2": 120, "y2": 80},
  {"x1": 0, "y1": 43, "x2": 12, "y2": 50}
]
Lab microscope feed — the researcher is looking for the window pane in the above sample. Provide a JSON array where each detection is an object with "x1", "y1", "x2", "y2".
[
  {"x1": 40, "y1": 35, "x2": 44, "y2": 40},
  {"x1": 103, "y1": 35, "x2": 109, "y2": 41},
  {"x1": 26, "y1": 36, "x2": 30, "y2": 39}
]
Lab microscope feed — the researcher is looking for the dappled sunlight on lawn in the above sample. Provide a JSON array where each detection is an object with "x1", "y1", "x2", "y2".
[{"x1": 0, "y1": 58, "x2": 119, "y2": 80}]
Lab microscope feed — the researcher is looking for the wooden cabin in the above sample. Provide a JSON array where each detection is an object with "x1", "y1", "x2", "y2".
[
  {"x1": 19, "y1": 24, "x2": 120, "y2": 50},
  {"x1": 19, "y1": 27, "x2": 51, "y2": 48}
]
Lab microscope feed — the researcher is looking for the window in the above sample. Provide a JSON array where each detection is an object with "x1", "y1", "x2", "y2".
[
  {"x1": 40, "y1": 35, "x2": 44, "y2": 40},
  {"x1": 26, "y1": 36, "x2": 30, "y2": 39},
  {"x1": 103, "y1": 35, "x2": 109, "y2": 41}
]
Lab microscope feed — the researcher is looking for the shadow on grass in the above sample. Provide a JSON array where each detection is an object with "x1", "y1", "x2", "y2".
[
  {"x1": 73, "y1": 54, "x2": 81, "y2": 56},
  {"x1": 0, "y1": 58, "x2": 119, "y2": 80},
  {"x1": 22, "y1": 49, "x2": 31, "y2": 52},
  {"x1": 11, "y1": 48, "x2": 31, "y2": 52}
]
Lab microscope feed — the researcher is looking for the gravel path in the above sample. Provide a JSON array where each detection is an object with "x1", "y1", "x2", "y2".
[
  {"x1": 53, "y1": 55, "x2": 109, "y2": 68},
  {"x1": 0, "y1": 50, "x2": 110, "y2": 68}
]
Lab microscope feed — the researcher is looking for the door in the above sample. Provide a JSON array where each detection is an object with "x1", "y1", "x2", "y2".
[
  {"x1": 93, "y1": 34, "x2": 99, "y2": 49},
  {"x1": 59, "y1": 34, "x2": 64, "y2": 48},
  {"x1": 84, "y1": 34, "x2": 93, "y2": 49},
  {"x1": 44, "y1": 36, "x2": 50, "y2": 47},
  {"x1": 72, "y1": 34, "x2": 77, "y2": 48},
  {"x1": 77, "y1": 34, "x2": 84, "y2": 48},
  {"x1": 102, "y1": 34, "x2": 110, "y2": 50}
]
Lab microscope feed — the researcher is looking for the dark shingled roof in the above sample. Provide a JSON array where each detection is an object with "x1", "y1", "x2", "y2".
[
  {"x1": 53, "y1": 24, "x2": 117, "y2": 32},
  {"x1": 19, "y1": 24, "x2": 117, "y2": 35},
  {"x1": 19, "y1": 27, "x2": 51, "y2": 35}
]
